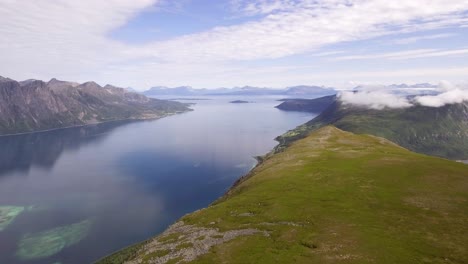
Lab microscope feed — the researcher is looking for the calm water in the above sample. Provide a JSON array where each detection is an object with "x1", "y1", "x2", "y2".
[{"x1": 0, "y1": 97, "x2": 314, "y2": 264}]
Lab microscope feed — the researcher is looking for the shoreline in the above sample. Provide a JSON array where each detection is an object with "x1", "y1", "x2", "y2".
[
  {"x1": 95, "y1": 128, "x2": 293, "y2": 263},
  {"x1": 0, "y1": 110, "x2": 191, "y2": 138}
]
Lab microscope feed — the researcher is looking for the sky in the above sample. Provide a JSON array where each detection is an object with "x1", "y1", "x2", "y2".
[{"x1": 0, "y1": 0, "x2": 468, "y2": 90}]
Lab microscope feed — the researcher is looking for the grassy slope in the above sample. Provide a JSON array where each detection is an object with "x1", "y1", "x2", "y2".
[
  {"x1": 99, "y1": 126, "x2": 468, "y2": 264},
  {"x1": 277, "y1": 101, "x2": 468, "y2": 160}
]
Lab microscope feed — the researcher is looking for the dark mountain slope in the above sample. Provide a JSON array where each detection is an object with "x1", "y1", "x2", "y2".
[
  {"x1": 277, "y1": 98, "x2": 468, "y2": 159},
  {"x1": 0, "y1": 77, "x2": 190, "y2": 135},
  {"x1": 275, "y1": 95, "x2": 336, "y2": 112}
]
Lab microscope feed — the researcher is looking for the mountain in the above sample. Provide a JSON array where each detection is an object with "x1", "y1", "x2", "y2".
[
  {"x1": 143, "y1": 85, "x2": 336, "y2": 97},
  {"x1": 283, "y1": 85, "x2": 336, "y2": 96},
  {"x1": 98, "y1": 126, "x2": 468, "y2": 264},
  {"x1": 388, "y1": 83, "x2": 438, "y2": 89},
  {"x1": 277, "y1": 96, "x2": 468, "y2": 160},
  {"x1": 143, "y1": 86, "x2": 204, "y2": 96},
  {"x1": 275, "y1": 95, "x2": 336, "y2": 112},
  {"x1": 125, "y1": 87, "x2": 138, "y2": 93},
  {"x1": 0, "y1": 76, "x2": 190, "y2": 135}
]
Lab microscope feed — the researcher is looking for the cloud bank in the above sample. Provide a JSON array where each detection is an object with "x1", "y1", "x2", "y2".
[
  {"x1": 339, "y1": 87, "x2": 413, "y2": 110},
  {"x1": 415, "y1": 82, "x2": 468, "y2": 107},
  {"x1": 339, "y1": 82, "x2": 468, "y2": 109}
]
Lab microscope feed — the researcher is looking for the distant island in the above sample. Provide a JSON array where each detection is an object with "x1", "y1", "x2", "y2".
[
  {"x1": 229, "y1": 100, "x2": 250, "y2": 104},
  {"x1": 0, "y1": 76, "x2": 190, "y2": 135}
]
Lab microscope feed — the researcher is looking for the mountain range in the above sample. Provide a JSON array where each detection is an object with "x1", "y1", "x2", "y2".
[
  {"x1": 0, "y1": 76, "x2": 190, "y2": 135},
  {"x1": 142, "y1": 85, "x2": 337, "y2": 97},
  {"x1": 276, "y1": 95, "x2": 468, "y2": 160},
  {"x1": 98, "y1": 85, "x2": 467, "y2": 264}
]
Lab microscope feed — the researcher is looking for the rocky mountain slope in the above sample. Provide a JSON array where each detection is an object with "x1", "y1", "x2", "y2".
[
  {"x1": 0, "y1": 76, "x2": 190, "y2": 135},
  {"x1": 277, "y1": 96, "x2": 468, "y2": 160},
  {"x1": 98, "y1": 126, "x2": 468, "y2": 264}
]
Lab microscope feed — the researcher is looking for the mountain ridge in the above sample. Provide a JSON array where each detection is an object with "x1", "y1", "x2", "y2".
[
  {"x1": 276, "y1": 96, "x2": 468, "y2": 159},
  {"x1": 0, "y1": 76, "x2": 190, "y2": 135},
  {"x1": 97, "y1": 126, "x2": 468, "y2": 264}
]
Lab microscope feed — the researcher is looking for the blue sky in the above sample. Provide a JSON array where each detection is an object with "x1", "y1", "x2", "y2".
[{"x1": 0, "y1": 0, "x2": 468, "y2": 90}]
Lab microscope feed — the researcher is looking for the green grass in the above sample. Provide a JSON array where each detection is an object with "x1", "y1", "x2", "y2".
[
  {"x1": 159, "y1": 233, "x2": 181, "y2": 244},
  {"x1": 96, "y1": 240, "x2": 148, "y2": 264},
  {"x1": 280, "y1": 100, "x2": 468, "y2": 160},
  {"x1": 142, "y1": 249, "x2": 170, "y2": 264},
  {"x1": 101, "y1": 126, "x2": 468, "y2": 264},
  {"x1": 176, "y1": 242, "x2": 193, "y2": 250},
  {"x1": 183, "y1": 126, "x2": 468, "y2": 263},
  {"x1": 166, "y1": 256, "x2": 183, "y2": 264}
]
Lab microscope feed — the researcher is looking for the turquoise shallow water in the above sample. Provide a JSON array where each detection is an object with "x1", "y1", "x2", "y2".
[{"x1": 0, "y1": 96, "x2": 314, "y2": 264}]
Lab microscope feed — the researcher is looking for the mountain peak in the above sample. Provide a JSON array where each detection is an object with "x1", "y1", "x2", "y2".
[
  {"x1": 0, "y1": 76, "x2": 14, "y2": 83},
  {"x1": 80, "y1": 81, "x2": 101, "y2": 89}
]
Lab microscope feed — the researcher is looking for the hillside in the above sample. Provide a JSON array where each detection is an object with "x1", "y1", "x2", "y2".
[
  {"x1": 275, "y1": 95, "x2": 336, "y2": 112},
  {"x1": 97, "y1": 126, "x2": 468, "y2": 264},
  {"x1": 0, "y1": 77, "x2": 190, "y2": 135},
  {"x1": 276, "y1": 98, "x2": 468, "y2": 160}
]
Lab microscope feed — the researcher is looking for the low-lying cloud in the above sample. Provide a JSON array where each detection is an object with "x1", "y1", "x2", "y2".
[
  {"x1": 414, "y1": 82, "x2": 468, "y2": 107},
  {"x1": 339, "y1": 88, "x2": 412, "y2": 110},
  {"x1": 339, "y1": 82, "x2": 468, "y2": 109}
]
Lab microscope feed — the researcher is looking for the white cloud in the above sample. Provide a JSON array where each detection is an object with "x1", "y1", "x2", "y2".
[
  {"x1": 0, "y1": 0, "x2": 157, "y2": 80},
  {"x1": 333, "y1": 48, "x2": 468, "y2": 61},
  {"x1": 229, "y1": 0, "x2": 305, "y2": 16},
  {"x1": 339, "y1": 88, "x2": 412, "y2": 109},
  {"x1": 415, "y1": 82, "x2": 468, "y2": 107},
  {"x1": 141, "y1": 0, "x2": 468, "y2": 62},
  {"x1": 339, "y1": 81, "x2": 468, "y2": 109},
  {"x1": 0, "y1": 0, "x2": 468, "y2": 87},
  {"x1": 393, "y1": 33, "x2": 456, "y2": 44}
]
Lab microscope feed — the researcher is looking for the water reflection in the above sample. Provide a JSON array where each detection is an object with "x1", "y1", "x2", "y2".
[
  {"x1": 0, "y1": 121, "x2": 138, "y2": 177},
  {"x1": 0, "y1": 97, "x2": 314, "y2": 263}
]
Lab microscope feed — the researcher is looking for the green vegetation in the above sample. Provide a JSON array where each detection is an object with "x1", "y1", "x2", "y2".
[
  {"x1": 159, "y1": 232, "x2": 182, "y2": 243},
  {"x1": 278, "y1": 100, "x2": 468, "y2": 160},
  {"x1": 142, "y1": 249, "x2": 170, "y2": 263},
  {"x1": 0, "y1": 206, "x2": 25, "y2": 231},
  {"x1": 16, "y1": 219, "x2": 92, "y2": 260},
  {"x1": 101, "y1": 126, "x2": 468, "y2": 263},
  {"x1": 275, "y1": 95, "x2": 336, "y2": 113},
  {"x1": 176, "y1": 242, "x2": 193, "y2": 250},
  {"x1": 96, "y1": 240, "x2": 150, "y2": 264},
  {"x1": 166, "y1": 256, "x2": 183, "y2": 264}
]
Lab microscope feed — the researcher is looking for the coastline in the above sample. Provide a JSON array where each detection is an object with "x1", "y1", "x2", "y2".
[
  {"x1": 0, "y1": 109, "x2": 192, "y2": 137},
  {"x1": 96, "y1": 126, "x2": 468, "y2": 264},
  {"x1": 95, "y1": 125, "x2": 297, "y2": 263}
]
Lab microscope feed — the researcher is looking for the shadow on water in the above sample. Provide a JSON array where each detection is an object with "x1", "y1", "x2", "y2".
[
  {"x1": 0, "y1": 97, "x2": 314, "y2": 264},
  {"x1": 0, "y1": 120, "x2": 145, "y2": 177}
]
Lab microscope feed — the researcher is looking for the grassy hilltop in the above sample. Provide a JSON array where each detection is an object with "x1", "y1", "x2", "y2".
[{"x1": 98, "y1": 126, "x2": 468, "y2": 264}]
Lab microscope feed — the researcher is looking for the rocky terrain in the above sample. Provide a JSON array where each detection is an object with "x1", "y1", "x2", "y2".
[{"x1": 0, "y1": 76, "x2": 190, "y2": 135}]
